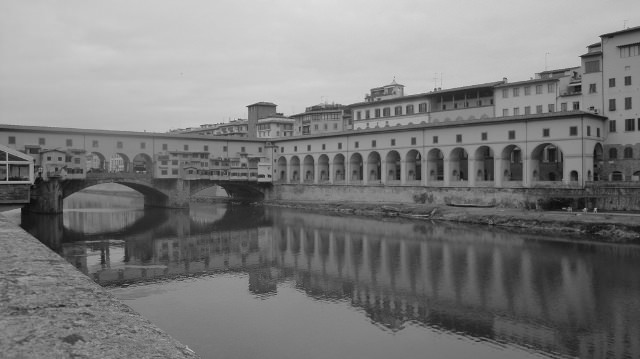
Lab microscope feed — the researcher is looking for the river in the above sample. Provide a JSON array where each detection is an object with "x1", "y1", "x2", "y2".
[{"x1": 16, "y1": 190, "x2": 640, "y2": 359}]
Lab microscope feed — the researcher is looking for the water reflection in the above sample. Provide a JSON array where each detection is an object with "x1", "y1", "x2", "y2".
[{"x1": 22, "y1": 198, "x2": 640, "y2": 359}]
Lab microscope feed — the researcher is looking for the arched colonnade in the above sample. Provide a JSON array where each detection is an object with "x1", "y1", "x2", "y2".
[{"x1": 275, "y1": 142, "x2": 598, "y2": 188}]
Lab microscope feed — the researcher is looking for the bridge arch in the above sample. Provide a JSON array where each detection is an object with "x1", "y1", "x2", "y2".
[
  {"x1": 530, "y1": 143, "x2": 564, "y2": 184},
  {"x1": 349, "y1": 153, "x2": 363, "y2": 182},
  {"x1": 427, "y1": 148, "x2": 444, "y2": 182},
  {"x1": 87, "y1": 152, "x2": 107, "y2": 172},
  {"x1": 333, "y1": 154, "x2": 345, "y2": 182},
  {"x1": 405, "y1": 149, "x2": 421, "y2": 182},
  {"x1": 133, "y1": 153, "x2": 153, "y2": 173},
  {"x1": 303, "y1": 155, "x2": 314, "y2": 183},
  {"x1": 367, "y1": 152, "x2": 382, "y2": 182},
  {"x1": 385, "y1": 150, "x2": 400, "y2": 182},
  {"x1": 290, "y1": 156, "x2": 300, "y2": 182},
  {"x1": 318, "y1": 154, "x2": 329, "y2": 182}
]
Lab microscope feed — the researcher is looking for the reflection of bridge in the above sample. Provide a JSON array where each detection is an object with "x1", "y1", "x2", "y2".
[
  {"x1": 40, "y1": 205, "x2": 640, "y2": 359},
  {"x1": 26, "y1": 172, "x2": 271, "y2": 213}
]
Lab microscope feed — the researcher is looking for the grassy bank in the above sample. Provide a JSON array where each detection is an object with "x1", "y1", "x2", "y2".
[{"x1": 263, "y1": 200, "x2": 640, "y2": 243}]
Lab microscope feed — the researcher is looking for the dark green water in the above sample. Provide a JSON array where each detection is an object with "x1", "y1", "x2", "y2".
[{"x1": 18, "y1": 191, "x2": 640, "y2": 359}]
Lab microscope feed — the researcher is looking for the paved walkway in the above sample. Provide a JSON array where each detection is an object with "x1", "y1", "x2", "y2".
[{"x1": 0, "y1": 214, "x2": 200, "y2": 359}]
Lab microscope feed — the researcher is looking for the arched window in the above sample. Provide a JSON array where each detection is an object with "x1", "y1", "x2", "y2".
[
  {"x1": 624, "y1": 147, "x2": 633, "y2": 159},
  {"x1": 609, "y1": 148, "x2": 618, "y2": 160}
]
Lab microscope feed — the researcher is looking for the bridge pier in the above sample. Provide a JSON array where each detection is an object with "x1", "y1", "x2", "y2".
[{"x1": 23, "y1": 178, "x2": 64, "y2": 214}]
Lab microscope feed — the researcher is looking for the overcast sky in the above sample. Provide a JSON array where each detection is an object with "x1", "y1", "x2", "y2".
[{"x1": 1, "y1": 0, "x2": 638, "y2": 133}]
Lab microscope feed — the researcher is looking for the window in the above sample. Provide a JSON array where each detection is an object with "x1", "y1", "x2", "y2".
[
  {"x1": 280, "y1": 147, "x2": 284, "y2": 153},
  {"x1": 548, "y1": 83, "x2": 555, "y2": 93},
  {"x1": 406, "y1": 105, "x2": 414, "y2": 114},
  {"x1": 619, "y1": 43, "x2": 640, "y2": 58},
  {"x1": 294, "y1": 146, "x2": 298, "y2": 152},
  {"x1": 74, "y1": 158, "x2": 80, "y2": 164},
  {"x1": 258, "y1": 147, "x2": 262, "y2": 153},
  {"x1": 418, "y1": 103, "x2": 427, "y2": 113},
  {"x1": 333, "y1": 123, "x2": 338, "y2": 130},
  {"x1": 66, "y1": 139, "x2": 72, "y2": 147},
  {"x1": 585, "y1": 60, "x2": 600, "y2": 73},
  {"x1": 587, "y1": 126, "x2": 591, "y2": 136},
  {"x1": 456, "y1": 134, "x2": 462, "y2": 143},
  {"x1": 502, "y1": 109, "x2": 509, "y2": 116},
  {"x1": 625, "y1": 97, "x2": 632, "y2": 110},
  {"x1": 609, "y1": 78, "x2": 616, "y2": 87},
  {"x1": 357, "y1": 111, "x2": 362, "y2": 120},
  {"x1": 625, "y1": 76, "x2": 632, "y2": 86},
  {"x1": 481, "y1": 132, "x2": 487, "y2": 141},
  {"x1": 624, "y1": 147, "x2": 634, "y2": 159},
  {"x1": 524, "y1": 86, "x2": 531, "y2": 95},
  {"x1": 161, "y1": 170, "x2": 168, "y2": 175},
  {"x1": 569, "y1": 126, "x2": 578, "y2": 136},
  {"x1": 543, "y1": 128, "x2": 550, "y2": 137},
  {"x1": 39, "y1": 138, "x2": 45, "y2": 145},
  {"x1": 535, "y1": 85, "x2": 543, "y2": 94},
  {"x1": 572, "y1": 102, "x2": 580, "y2": 110},
  {"x1": 625, "y1": 118, "x2": 636, "y2": 131},
  {"x1": 8, "y1": 136, "x2": 15, "y2": 144},
  {"x1": 223, "y1": 146, "x2": 228, "y2": 152},
  {"x1": 548, "y1": 104, "x2": 555, "y2": 113},
  {"x1": 609, "y1": 120, "x2": 617, "y2": 132},
  {"x1": 354, "y1": 141, "x2": 359, "y2": 149},
  {"x1": 184, "y1": 144, "x2": 189, "y2": 151},
  {"x1": 338, "y1": 142, "x2": 342, "y2": 150},
  {"x1": 172, "y1": 160, "x2": 178, "y2": 165},
  {"x1": 561, "y1": 103, "x2": 567, "y2": 111},
  {"x1": 513, "y1": 107, "x2": 520, "y2": 116},
  {"x1": 508, "y1": 130, "x2": 516, "y2": 140},
  {"x1": 609, "y1": 99, "x2": 616, "y2": 111},
  {"x1": 524, "y1": 106, "x2": 531, "y2": 115},
  {"x1": 383, "y1": 107, "x2": 390, "y2": 117},
  {"x1": 390, "y1": 139, "x2": 395, "y2": 146},
  {"x1": 322, "y1": 144, "x2": 326, "y2": 150},
  {"x1": 93, "y1": 140, "x2": 99, "y2": 148},
  {"x1": 365, "y1": 110, "x2": 370, "y2": 119},
  {"x1": 172, "y1": 169, "x2": 179, "y2": 175},
  {"x1": 307, "y1": 145, "x2": 311, "y2": 151},
  {"x1": 162, "y1": 143, "x2": 168, "y2": 150},
  {"x1": 502, "y1": 89, "x2": 509, "y2": 98},
  {"x1": 375, "y1": 109, "x2": 380, "y2": 118},
  {"x1": 609, "y1": 148, "x2": 618, "y2": 159},
  {"x1": 589, "y1": 84, "x2": 597, "y2": 93},
  {"x1": 597, "y1": 127, "x2": 601, "y2": 137},
  {"x1": 140, "y1": 142, "x2": 146, "y2": 149},
  {"x1": 411, "y1": 137, "x2": 416, "y2": 145},
  {"x1": 324, "y1": 124, "x2": 328, "y2": 130},
  {"x1": 371, "y1": 140, "x2": 376, "y2": 148},
  {"x1": 117, "y1": 141, "x2": 123, "y2": 149},
  {"x1": 513, "y1": 88, "x2": 519, "y2": 97},
  {"x1": 536, "y1": 105, "x2": 543, "y2": 114},
  {"x1": 204, "y1": 145, "x2": 208, "y2": 151},
  {"x1": 432, "y1": 136, "x2": 438, "y2": 144}
]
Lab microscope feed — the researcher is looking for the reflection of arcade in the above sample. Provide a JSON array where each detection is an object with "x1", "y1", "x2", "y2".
[{"x1": 268, "y1": 210, "x2": 640, "y2": 359}]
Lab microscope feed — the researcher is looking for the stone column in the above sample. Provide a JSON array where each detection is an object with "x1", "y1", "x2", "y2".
[{"x1": 400, "y1": 160, "x2": 407, "y2": 185}]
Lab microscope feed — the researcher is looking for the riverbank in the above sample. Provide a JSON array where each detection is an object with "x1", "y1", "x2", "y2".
[
  {"x1": 0, "y1": 214, "x2": 199, "y2": 359},
  {"x1": 263, "y1": 200, "x2": 640, "y2": 243}
]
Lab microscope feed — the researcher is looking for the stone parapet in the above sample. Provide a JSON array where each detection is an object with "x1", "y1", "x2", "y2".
[{"x1": 0, "y1": 214, "x2": 199, "y2": 359}]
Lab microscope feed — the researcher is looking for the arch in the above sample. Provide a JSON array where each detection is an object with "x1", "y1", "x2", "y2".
[
  {"x1": 349, "y1": 153, "x2": 363, "y2": 181},
  {"x1": 367, "y1": 152, "x2": 382, "y2": 182},
  {"x1": 530, "y1": 143, "x2": 563, "y2": 182},
  {"x1": 318, "y1": 154, "x2": 329, "y2": 182},
  {"x1": 132, "y1": 153, "x2": 152, "y2": 174},
  {"x1": 385, "y1": 151, "x2": 401, "y2": 181},
  {"x1": 406, "y1": 149, "x2": 421, "y2": 181},
  {"x1": 474, "y1": 146, "x2": 495, "y2": 181},
  {"x1": 277, "y1": 156, "x2": 287, "y2": 182},
  {"x1": 500, "y1": 145, "x2": 523, "y2": 181},
  {"x1": 290, "y1": 156, "x2": 300, "y2": 182},
  {"x1": 333, "y1": 154, "x2": 345, "y2": 182},
  {"x1": 87, "y1": 152, "x2": 107, "y2": 172},
  {"x1": 570, "y1": 170, "x2": 579, "y2": 182},
  {"x1": 109, "y1": 153, "x2": 131, "y2": 173},
  {"x1": 303, "y1": 155, "x2": 314, "y2": 182},
  {"x1": 426, "y1": 148, "x2": 444, "y2": 181},
  {"x1": 449, "y1": 147, "x2": 468, "y2": 181}
]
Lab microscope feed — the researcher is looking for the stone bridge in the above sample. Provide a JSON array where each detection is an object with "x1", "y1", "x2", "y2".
[{"x1": 24, "y1": 173, "x2": 271, "y2": 214}]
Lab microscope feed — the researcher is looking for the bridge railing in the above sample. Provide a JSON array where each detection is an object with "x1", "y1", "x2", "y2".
[{"x1": 86, "y1": 172, "x2": 154, "y2": 181}]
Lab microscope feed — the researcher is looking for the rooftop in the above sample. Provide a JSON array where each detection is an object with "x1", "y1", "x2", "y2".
[{"x1": 600, "y1": 25, "x2": 640, "y2": 38}]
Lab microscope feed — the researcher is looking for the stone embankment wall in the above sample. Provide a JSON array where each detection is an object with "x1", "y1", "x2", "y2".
[
  {"x1": 266, "y1": 184, "x2": 640, "y2": 211},
  {"x1": 0, "y1": 215, "x2": 199, "y2": 359}
]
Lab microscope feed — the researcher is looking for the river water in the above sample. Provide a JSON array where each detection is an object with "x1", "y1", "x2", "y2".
[{"x1": 16, "y1": 190, "x2": 640, "y2": 359}]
